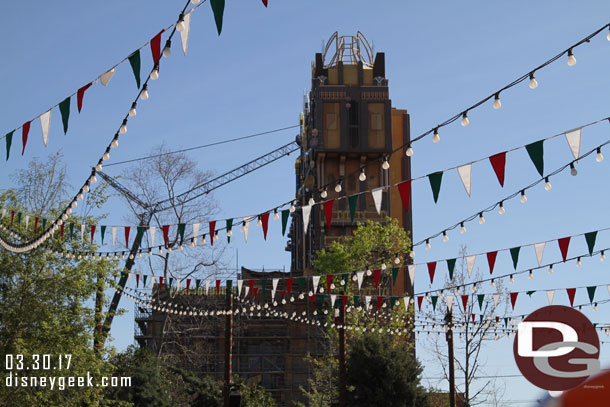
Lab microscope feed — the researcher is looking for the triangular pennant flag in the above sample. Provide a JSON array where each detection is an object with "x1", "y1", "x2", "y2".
[
  {"x1": 297, "y1": 277, "x2": 305, "y2": 293},
  {"x1": 24, "y1": 215, "x2": 29, "y2": 230},
  {"x1": 373, "y1": 269, "x2": 381, "y2": 288},
  {"x1": 186, "y1": 279, "x2": 191, "y2": 294},
  {"x1": 21, "y1": 121, "x2": 30, "y2": 155},
  {"x1": 225, "y1": 219, "x2": 233, "y2": 243},
  {"x1": 302, "y1": 205, "x2": 312, "y2": 234},
  {"x1": 403, "y1": 297, "x2": 410, "y2": 311},
  {"x1": 243, "y1": 217, "x2": 250, "y2": 243},
  {"x1": 331, "y1": 294, "x2": 337, "y2": 308},
  {"x1": 427, "y1": 172, "x2": 443, "y2": 203},
  {"x1": 558, "y1": 237, "x2": 570, "y2": 262},
  {"x1": 510, "y1": 247, "x2": 520, "y2": 270},
  {"x1": 427, "y1": 262, "x2": 437, "y2": 284},
  {"x1": 179, "y1": 12, "x2": 192, "y2": 56},
  {"x1": 446, "y1": 295, "x2": 454, "y2": 312},
  {"x1": 80, "y1": 224, "x2": 85, "y2": 241},
  {"x1": 178, "y1": 223, "x2": 186, "y2": 245},
  {"x1": 40, "y1": 110, "x2": 51, "y2": 147},
  {"x1": 162, "y1": 225, "x2": 170, "y2": 248},
  {"x1": 371, "y1": 188, "x2": 383, "y2": 214},
  {"x1": 34, "y1": 217, "x2": 39, "y2": 233},
  {"x1": 391, "y1": 267, "x2": 399, "y2": 286},
  {"x1": 90, "y1": 225, "x2": 96, "y2": 242},
  {"x1": 159, "y1": 277, "x2": 164, "y2": 290},
  {"x1": 261, "y1": 212, "x2": 270, "y2": 240},
  {"x1": 534, "y1": 242, "x2": 546, "y2": 266},
  {"x1": 585, "y1": 231, "x2": 597, "y2": 256},
  {"x1": 466, "y1": 255, "x2": 476, "y2": 277},
  {"x1": 262, "y1": 0, "x2": 268, "y2": 6},
  {"x1": 397, "y1": 180, "x2": 411, "y2": 213},
  {"x1": 477, "y1": 294, "x2": 485, "y2": 310},
  {"x1": 408, "y1": 265, "x2": 416, "y2": 287},
  {"x1": 77, "y1": 83, "x2": 92, "y2": 113},
  {"x1": 461, "y1": 295, "x2": 469, "y2": 311},
  {"x1": 348, "y1": 195, "x2": 358, "y2": 223},
  {"x1": 124, "y1": 226, "x2": 130, "y2": 248},
  {"x1": 69, "y1": 222, "x2": 74, "y2": 239},
  {"x1": 546, "y1": 290, "x2": 555, "y2": 305},
  {"x1": 343, "y1": 295, "x2": 349, "y2": 309},
  {"x1": 326, "y1": 274, "x2": 334, "y2": 292},
  {"x1": 112, "y1": 226, "x2": 117, "y2": 247},
  {"x1": 587, "y1": 286, "x2": 597, "y2": 303},
  {"x1": 5, "y1": 131, "x2": 13, "y2": 160},
  {"x1": 457, "y1": 164, "x2": 472, "y2": 196},
  {"x1": 281, "y1": 210, "x2": 289, "y2": 236},
  {"x1": 323, "y1": 200, "x2": 334, "y2": 228},
  {"x1": 309, "y1": 293, "x2": 315, "y2": 308},
  {"x1": 486, "y1": 251, "x2": 498, "y2": 274},
  {"x1": 136, "y1": 226, "x2": 144, "y2": 245},
  {"x1": 510, "y1": 292, "x2": 518, "y2": 310},
  {"x1": 100, "y1": 68, "x2": 115, "y2": 86},
  {"x1": 492, "y1": 293, "x2": 499, "y2": 308},
  {"x1": 525, "y1": 140, "x2": 544, "y2": 177},
  {"x1": 356, "y1": 271, "x2": 364, "y2": 290},
  {"x1": 489, "y1": 152, "x2": 506, "y2": 187},
  {"x1": 566, "y1": 288, "x2": 576, "y2": 307},
  {"x1": 136, "y1": 274, "x2": 140, "y2": 289},
  {"x1": 286, "y1": 278, "x2": 293, "y2": 295},
  {"x1": 59, "y1": 97, "x2": 70, "y2": 134},
  {"x1": 209, "y1": 221, "x2": 216, "y2": 246},
  {"x1": 210, "y1": 0, "x2": 225, "y2": 35},
  {"x1": 312, "y1": 276, "x2": 320, "y2": 293},
  {"x1": 149, "y1": 226, "x2": 156, "y2": 247},
  {"x1": 192, "y1": 223, "x2": 200, "y2": 245},
  {"x1": 60, "y1": 223, "x2": 64, "y2": 240},
  {"x1": 216, "y1": 280, "x2": 221, "y2": 295},
  {"x1": 431, "y1": 296, "x2": 439, "y2": 310},
  {"x1": 150, "y1": 30, "x2": 164, "y2": 64},
  {"x1": 237, "y1": 280, "x2": 243, "y2": 296},
  {"x1": 365, "y1": 296, "x2": 371, "y2": 309},
  {"x1": 447, "y1": 258, "x2": 456, "y2": 280},
  {"x1": 128, "y1": 50, "x2": 141, "y2": 89},
  {"x1": 417, "y1": 296, "x2": 424, "y2": 311},
  {"x1": 565, "y1": 128, "x2": 582, "y2": 160}
]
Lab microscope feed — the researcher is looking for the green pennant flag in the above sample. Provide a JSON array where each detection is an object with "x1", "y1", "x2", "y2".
[
  {"x1": 196, "y1": 279, "x2": 201, "y2": 290},
  {"x1": 587, "y1": 286, "x2": 597, "y2": 303},
  {"x1": 69, "y1": 222, "x2": 74, "y2": 240},
  {"x1": 526, "y1": 290, "x2": 536, "y2": 297},
  {"x1": 100, "y1": 225, "x2": 106, "y2": 244},
  {"x1": 427, "y1": 171, "x2": 443, "y2": 203},
  {"x1": 41, "y1": 218, "x2": 46, "y2": 231},
  {"x1": 343, "y1": 273, "x2": 349, "y2": 287},
  {"x1": 479, "y1": 314, "x2": 484, "y2": 323},
  {"x1": 504, "y1": 317, "x2": 509, "y2": 327},
  {"x1": 510, "y1": 247, "x2": 520, "y2": 270},
  {"x1": 58, "y1": 97, "x2": 70, "y2": 134},
  {"x1": 348, "y1": 195, "x2": 358, "y2": 223},
  {"x1": 281, "y1": 210, "x2": 289, "y2": 236},
  {"x1": 431, "y1": 296, "x2": 438, "y2": 310},
  {"x1": 262, "y1": 279, "x2": 268, "y2": 299},
  {"x1": 226, "y1": 279, "x2": 232, "y2": 295},
  {"x1": 136, "y1": 226, "x2": 145, "y2": 244},
  {"x1": 210, "y1": 0, "x2": 225, "y2": 35},
  {"x1": 226, "y1": 219, "x2": 233, "y2": 243},
  {"x1": 585, "y1": 231, "x2": 597, "y2": 256},
  {"x1": 353, "y1": 295, "x2": 359, "y2": 305},
  {"x1": 5, "y1": 131, "x2": 13, "y2": 161},
  {"x1": 477, "y1": 294, "x2": 485, "y2": 310},
  {"x1": 334, "y1": 297, "x2": 340, "y2": 308},
  {"x1": 128, "y1": 50, "x2": 141, "y2": 89},
  {"x1": 525, "y1": 140, "x2": 544, "y2": 177},
  {"x1": 391, "y1": 267, "x2": 399, "y2": 286},
  {"x1": 169, "y1": 278, "x2": 174, "y2": 288},
  {"x1": 143, "y1": 275, "x2": 148, "y2": 287},
  {"x1": 298, "y1": 277, "x2": 305, "y2": 293},
  {"x1": 390, "y1": 297, "x2": 397, "y2": 309},
  {"x1": 177, "y1": 223, "x2": 186, "y2": 245},
  {"x1": 447, "y1": 258, "x2": 456, "y2": 280},
  {"x1": 16, "y1": 212, "x2": 21, "y2": 226}
]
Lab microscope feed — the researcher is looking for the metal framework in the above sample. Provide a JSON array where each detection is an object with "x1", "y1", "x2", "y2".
[{"x1": 323, "y1": 31, "x2": 374, "y2": 68}]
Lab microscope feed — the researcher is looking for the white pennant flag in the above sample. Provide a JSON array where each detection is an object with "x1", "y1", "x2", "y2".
[
  {"x1": 365, "y1": 295, "x2": 371, "y2": 309},
  {"x1": 40, "y1": 110, "x2": 51, "y2": 147},
  {"x1": 547, "y1": 290, "x2": 555, "y2": 305},
  {"x1": 243, "y1": 217, "x2": 250, "y2": 243},
  {"x1": 244, "y1": 286, "x2": 250, "y2": 298},
  {"x1": 80, "y1": 224, "x2": 85, "y2": 241},
  {"x1": 192, "y1": 223, "x2": 200, "y2": 245},
  {"x1": 534, "y1": 242, "x2": 546, "y2": 266},
  {"x1": 1, "y1": 209, "x2": 6, "y2": 219},
  {"x1": 149, "y1": 226, "x2": 156, "y2": 246},
  {"x1": 356, "y1": 271, "x2": 364, "y2": 290},
  {"x1": 403, "y1": 296, "x2": 411, "y2": 311},
  {"x1": 457, "y1": 164, "x2": 472, "y2": 197},
  {"x1": 112, "y1": 227, "x2": 117, "y2": 247},
  {"x1": 272, "y1": 278, "x2": 279, "y2": 299},
  {"x1": 100, "y1": 68, "x2": 116, "y2": 86},
  {"x1": 151, "y1": 276, "x2": 156, "y2": 287},
  {"x1": 180, "y1": 12, "x2": 192, "y2": 56},
  {"x1": 205, "y1": 280, "x2": 210, "y2": 295},
  {"x1": 493, "y1": 293, "x2": 500, "y2": 308},
  {"x1": 466, "y1": 255, "x2": 476, "y2": 277},
  {"x1": 408, "y1": 265, "x2": 416, "y2": 286},
  {"x1": 237, "y1": 280, "x2": 243, "y2": 296},
  {"x1": 371, "y1": 188, "x2": 383, "y2": 215},
  {"x1": 565, "y1": 128, "x2": 582, "y2": 160},
  {"x1": 312, "y1": 275, "x2": 320, "y2": 293},
  {"x1": 24, "y1": 215, "x2": 29, "y2": 230},
  {"x1": 302, "y1": 205, "x2": 312, "y2": 234},
  {"x1": 128, "y1": 273, "x2": 133, "y2": 288},
  {"x1": 330, "y1": 294, "x2": 337, "y2": 308},
  {"x1": 446, "y1": 295, "x2": 454, "y2": 312}
]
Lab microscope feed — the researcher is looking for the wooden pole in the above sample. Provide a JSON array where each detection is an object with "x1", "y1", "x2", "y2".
[{"x1": 446, "y1": 309, "x2": 456, "y2": 407}]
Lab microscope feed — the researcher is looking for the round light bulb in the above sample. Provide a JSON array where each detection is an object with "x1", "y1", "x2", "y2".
[
  {"x1": 308, "y1": 197, "x2": 315, "y2": 206},
  {"x1": 510, "y1": 275, "x2": 514, "y2": 283},
  {"x1": 520, "y1": 192, "x2": 527, "y2": 203},
  {"x1": 545, "y1": 180, "x2": 552, "y2": 191},
  {"x1": 111, "y1": 139, "x2": 119, "y2": 148},
  {"x1": 95, "y1": 163, "x2": 102, "y2": 172},
  {"x1": 406, "y1": 146, "x2": 414, "y2": 157},
  {"x1": 227, "y1": 230, "x2": 232, "y2": 237},
  {"x1": 571, "y1": 164, "x2": 578, "y2": 176},
  {"x1": 528, "y1": 271, "x2": 533, "y2": 279},
  {"x1": 432, "y1": 128, "x2": 440, "y2": 143},
  {"x1": 548, "y1": 266, "x2": 553, "y2": 274},
  {"x1": 597, "y1": 148, "x2": 604, "y2": 162},
  {"x1": 443, "y1": 233, "x2": 449, "y2": 242},
  {"x1": 129, "y1": 105, "x2": 137, "y2": 117},
  {"x1": 479, "y1": 214, "x2": 485, "y2": 224},
  {"x1": 359, "y1": 171, "x2": 366, "y2": 182},
  {"x1": 576, "y1": 258, "x2": 582, "y2": 267},
  {"x1": 493, "y1": 94, "x2": 501, "y2": 110},
  {"x1": 273, "y1": 211, "x2": 280, "y2": 220},
  {"x1": 567, "y1": 50, "x2": 576, "y2": 67},
  {"x1": 141, "y1": 87, "x2": 149, "y2": 100},
  {"x1": 163, "y1": 44, "x2": 171, "y2": 58},
  {"x1": 90, "y1": 175, "x2": 97, "y2": 184},
  {"x1": 320, "y1": 189, "x2": 328, "y2": 199},
  {"x1": 529, "y1": 74, "x2": 538, "y2": 89},
  {"x1": 103, "y1": 152, "x2": 110, "y2": 161},
  {"x1": 498, "y1": 204, "x2": 505, "y2": 215},
  {"x1": 382, "y1": 159, "x2": 390, "y2": 170},
  {"x1": 394, "y1": 256, "x2": 400, "y2": 264},
  {"x1": 601, "y1": 252, "x2": 606, "y2": 261},
  {"x1": 335, "y1": 183, "x2": 342, "y2": 193},
  {"x1": 460, "y1": 223, "x2": 466, "y2": 234},
  {"x1": 176, "y1": 19, "x2": 185, "y2": 32},
  {"x1": 120, "y1": 121, "x2": 127, "y2": 134},
  {"x1": 461, "y1": 113, "x2": 469, "y2": 127},
  {"x1": 150, "y1": 69, "x2": 159, "y2": 80},
  {"x1": 425, "y1": 241, "x2": 431, "y2": 250},
  {"x1": 289, "y1": 203, "x2": 295, "y2": 213}
]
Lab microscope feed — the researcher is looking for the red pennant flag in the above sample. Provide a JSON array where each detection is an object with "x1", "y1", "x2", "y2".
[
  {"x1": 373, "y1": 269, "x2": 382, "y2": 288},
  {"x1": 472, "y1": 313, "x2": 476, "y2": 322},
  {"x1": 150, "y1": 30, "x2": 165, "y2": 64},
  {"x1": 280, "y1": 290, "x2": 285, "y2": 299},
  {"x1": 487, "y1": 251, "x2": 498, "y2": 274},
  {"x1": 495, "y1": 316, "x2": 499, "y2": 323},
  {"x1": 566, "y1": 288, "x2": 576, "y2": 306},
  {"x1": 162, "y1": 225, "x2": 170, "y2": 248},
  {"x1": 310, "y1": 293, "x2": 315, "y2": 308},
  {"x1": 461, "y1": 294, "x2": 469, "y2": 311},
  {"x1": 90, "y1": 225, "x2": 96, "y2": 242},
  {"x1": 253, "y1": 287, "x2": 259, "y2": 299},
  {"x1": 216, "y1": 280, "x2": 221, "y2": 295},
  {"x1": 60, "y1": 223, "x2": 65, "y2": 239},
  {"x1": 262, "y1": 0, "x2": 268, "y2": 6},
  {"x1": 323, "y1": 200, "x2": 334, "y2": 229},
  {"x1": 286, "y1": 278, "x2": 294, "y2": 294},
  {"x1": 10, "y1": 211, "x2": 14, "y2": 226},
  {"x1": 397, "y1": 180, "x2": 412, "y2": 212},
  {"x1": 186, "y1": 279, "x2": 191, "y2": 294},
  {"x1": 77, "y1": 83, "x2": 92, "y2": 113},
  {"x1": 342, "y1": 295, "x2": 348, "y2": 308},
  {"x1": 34, "y1": 217, "x2": 39, "y2": 233},
  {"x1": 261, "y1": 212, "x2": 270, "y2": 240},
  {"x1": 326, "y1": 274, "x2": 334, "y2": 292},
  {"x1": 248, "y1": 280, "x2": 254, "y2": 297},
  {"x1": 124, "y1": 226, "x2": 130, "y2": 248},
  {"x1": 377, "y1": 296, "x2": 384, "y2": 310},
  {"x1": 159, "y1": 277, "x2": 164, "y2": 290},
  {"x1": 417, "y1": 295, "x2": 424, "y2": 311},
  {"x1": 136, "y1": 274, "x2": 140, "y2": 288},
  {"x1": 209, "y1": 221, "x2": 216, "y2": 246},
  {"x1": 558, "y1": 237, "x2": 571, "y2": 262},
  {"x1": 21, "y1": 121, "x2": 31, "y2": 155},
  {"x1": 489, "y1": 152, "x2": 506, "y2": 187},
  {"x1": 510, "y1": 292, "x2": 518, "y2": 310},
  {"x1": 427, "y1": 262, "x2": 437, "y2": 284}
]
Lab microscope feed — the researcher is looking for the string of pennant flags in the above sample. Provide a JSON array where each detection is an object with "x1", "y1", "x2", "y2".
[{"x1": 1, "y1": 116, "x2": 607, "y2": 257}]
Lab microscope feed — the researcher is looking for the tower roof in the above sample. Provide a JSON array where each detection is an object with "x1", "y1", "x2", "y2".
[{"x1": 322, "y1": 31, "x2": 374, "y2": 68}]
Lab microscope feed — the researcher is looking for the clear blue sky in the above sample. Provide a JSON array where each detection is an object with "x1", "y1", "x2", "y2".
[{"x1": 2, "y1": 1, "x2": 610, "y2": 405}]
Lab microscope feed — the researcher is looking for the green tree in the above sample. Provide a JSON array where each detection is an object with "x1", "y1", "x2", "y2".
[
  {"x1": 239, "y1": 381, "x2": 277, "y2": 407},
  {"x1": 346, "y1": 333, "x2": 428, "y2": 407},
  {"x1": 0, "y1": 153, "x2": 117, "y2": 406}
]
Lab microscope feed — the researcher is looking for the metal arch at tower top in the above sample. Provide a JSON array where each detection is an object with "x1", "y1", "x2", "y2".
[{"x1": 322, "y1": 31, "x2": 374, "y2": 68}]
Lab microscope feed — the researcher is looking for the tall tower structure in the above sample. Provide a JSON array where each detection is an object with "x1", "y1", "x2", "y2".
[{"x1": 290, "y1": 32, "x2": 414, "y2": 297}]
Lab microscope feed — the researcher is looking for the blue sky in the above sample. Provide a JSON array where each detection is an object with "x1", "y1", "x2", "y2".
[{"x1": 3, "y1": 1, "x2": 610, "y2": 405}]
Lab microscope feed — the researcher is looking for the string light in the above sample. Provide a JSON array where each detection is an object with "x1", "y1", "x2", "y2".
[
  {"x1": 289, "y1": 202, "x2": 296, "y2": 213},
  {"x1": 597, "y1": 147, "x2": 604, "y2": 162},
  {"x1": 461, "y1": 112, "x2": 469, "y2": 127},
  {"x1": 405, "y1": 144, "x2": 414, "y2": 157},
  {"x1": 150, "y1": 67, "x2": 159, "y2": 80},
  {"x1": 548, "y1": 265, "x2": 553, "y2": 274},
  {"x1": 335, "y1": 181, "x2": 342, "y2": 193},
  {"x1": 529, "y1": 73, "x2": 538, "y2": 89},
  {"x1": 528, "y1": 270, "x2": 533, "y2": 279},
  {"x1": 163, "y1": 40, "x2": 172, "y2": 58},
  {"x1": 308, "y1": 197, "x2": 315, "y2": 206},
  {"x1": 490, "y1": 279, "x2": 495, "y2": 288},
  {"x1": 576, "y1": 257, "x2": 582, "y2": 267},
  {"x1": 256, "y1": 216, "x2": 262, "y2": 227},
  {"x1": 425, "y1": 239, "x2": 431, "y2": 250},
  {"x1": 601, "y1": 251, "x2": 606, "y2": 261},
  {"x1": 570, "y1": 162, "x2": 578, "y2": 176},
  {"x1": 479, "y1": 212, "x2": 485, "y2": 224},
  {"x1": 382, "y1": 157, "x2": 390, "y2": 170},
  {"x1": 567, "y1": 49, "x2": 577, "y2": 66},
  {"x1": 359, "y1": 169, "x2": 366, "y2": 182},
  {"x1": 320, "y1": 188, "x2": 328, "y2": 199},
  {"x1": 120, "y1": 119, "x2": 127, "y2": 134},
  {"x1": 520, "y1": 190, "x2": 527, "y2": 203},
  {"x1": 432, "y1": 128, "x2": 440, "y2": 143},
  {"x1": 129, "y1": 102, "x2": 137, "y2": 117},
  {"x1": 498, "y1": 201, "x2": 505, "y2": 215},
  {"x1": 493, "y1": 93, "x2": 501, "y2": 110},
  {"x1": 442, "y1": 231, "x2": 449, "y2": 242},
  {"x1": 460, "y1": 222, "x2": 466, "y2": 234},
  {"x1": 510, "y1": 274, "x2": 514, "y2": 284},
  {"x1": 176, "y1": 14, "x2": 186, "y2": 32},
  {"x1": 545, "y1": 177, "x2": 552, "y2": 191},
  {"x1": 273, "y1": 209, "x2": 279, "y2": 220},
  {"x1": 141, "y1": 84, "x2": 149, "y2": 100}
]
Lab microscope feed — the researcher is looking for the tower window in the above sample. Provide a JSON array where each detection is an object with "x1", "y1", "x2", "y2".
[
  {"x1": 323, "y1": 102, "x2": 340, "y2": 149},
  {"x1": 368, "y1": 103, "x2": 385, "y2": 148}
]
